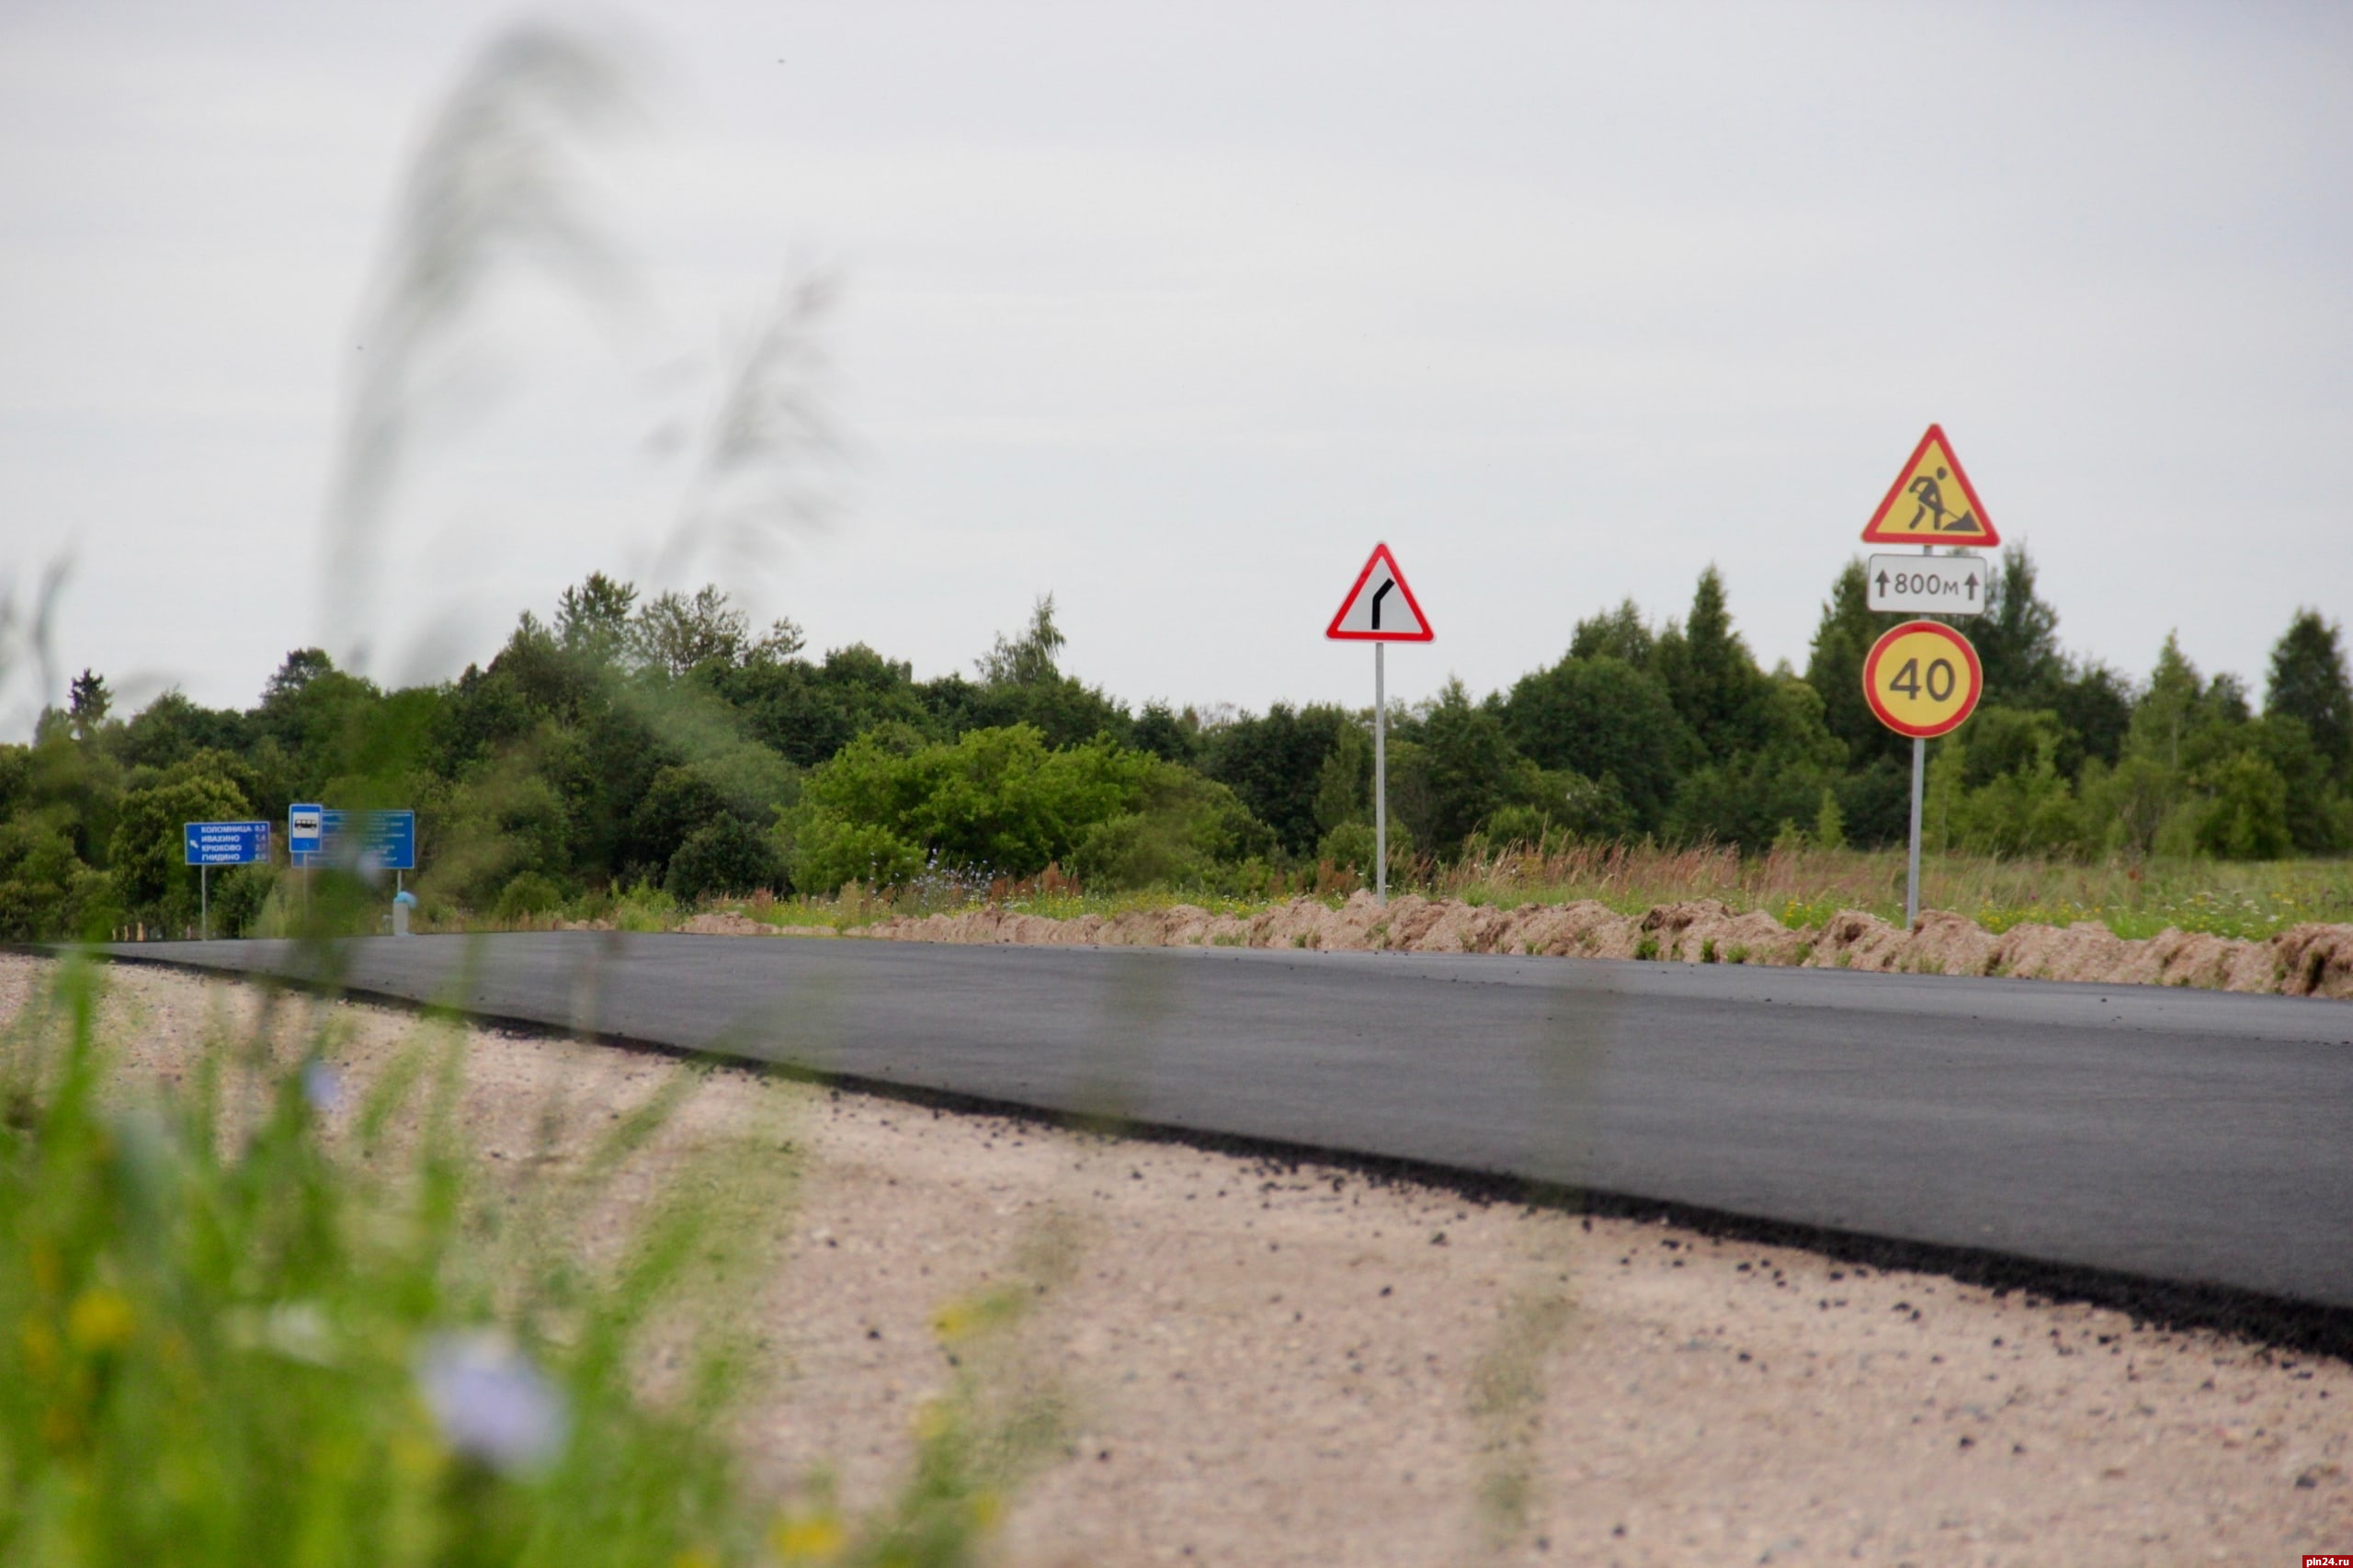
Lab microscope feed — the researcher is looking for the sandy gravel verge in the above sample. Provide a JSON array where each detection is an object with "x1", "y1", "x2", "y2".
[
  {"x1": 8, "y1": 953, "x2": 2350, "y2": 1565},
  {"x1": 849, "y1": 893, "x2": 2353, "y2": 1000}
]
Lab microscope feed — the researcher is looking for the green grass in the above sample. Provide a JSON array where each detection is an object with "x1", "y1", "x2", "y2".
[{"x1": 0, "y1": 954, "x2": 1038, "y2": 1567}]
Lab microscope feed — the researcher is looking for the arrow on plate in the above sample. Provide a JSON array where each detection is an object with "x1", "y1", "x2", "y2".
[{"x1": 1874, "y1": 570, "x2": 1890, "y2": 595}]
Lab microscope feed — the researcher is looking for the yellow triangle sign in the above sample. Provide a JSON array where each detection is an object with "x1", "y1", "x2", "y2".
[{"x1": 1861, "y1": 424, "x2": 1999, "y2": 546}]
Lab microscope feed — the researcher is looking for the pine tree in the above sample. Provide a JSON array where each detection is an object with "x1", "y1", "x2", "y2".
[
  {"x1": 1974, "y1": 544, "x2": 2063, "y2": 700},
  {"x1": 2265, "y1": 608, "x2": 2353, "y2": 786},
  {"x1": 1655, "y1": 566, "x2": 1770, "y2": 761},
  {"x1": 67, "y1": 669, "x2": 111, "y2": 736},
  {"x1": 2128, "y1": 633, "x2": 2202, "y2": 772}
]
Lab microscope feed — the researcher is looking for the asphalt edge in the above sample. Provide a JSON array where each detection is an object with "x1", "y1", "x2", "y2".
[{"x1": 60, "y1": 942, "x2": 2353, "y2": 1365}]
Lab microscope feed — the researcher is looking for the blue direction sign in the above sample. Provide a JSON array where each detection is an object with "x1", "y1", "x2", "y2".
[
  {"x1": 351, "y1": 809, "x2": 415, "y2": 872},
  {"x1": 296, "y1": 808, "x2": 416, "y2": 871},
  {"x1": 185, "y1": 821, "x2": 272, "y2": 866}
]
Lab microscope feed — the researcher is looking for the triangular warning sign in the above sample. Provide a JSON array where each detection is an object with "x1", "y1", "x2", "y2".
[
  {"x1": 1862, "y1": 424, "x2": 2000, "y2": 547},
  {"x1": 1325, "y1": 542, "x2": 1433, "y2": 642}
]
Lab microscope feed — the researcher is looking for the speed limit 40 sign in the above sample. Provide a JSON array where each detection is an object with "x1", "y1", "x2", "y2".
[{"x1": 1862, "y1": 619, "x2": 1984, "y2": 739}]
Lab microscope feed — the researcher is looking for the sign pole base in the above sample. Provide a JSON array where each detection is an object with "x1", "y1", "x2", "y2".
[
  {"x1": 1906, "y1": 735, "x2": 1924, "y2": 930},
  {"x1": 1374, "y1": 642, "x2": 1387, "y2": 906}
]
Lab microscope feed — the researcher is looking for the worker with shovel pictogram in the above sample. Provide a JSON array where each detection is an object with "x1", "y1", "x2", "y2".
[{"x1": 1904, "y1": 465, "x2": 1980, "y2": 533}]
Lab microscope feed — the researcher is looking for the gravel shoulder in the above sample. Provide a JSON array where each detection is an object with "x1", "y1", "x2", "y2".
[{"x1": 11, "y1": 953, "x2": 2350, "y2": 1566}]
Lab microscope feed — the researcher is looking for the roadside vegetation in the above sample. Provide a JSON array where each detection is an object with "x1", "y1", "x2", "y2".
[
  {"x1": 0, "y1": 953, "x2": 1044, "y2": 1566},
  {"x1": 8, "y1": 553, "x2": 2347, "y2": 949}
]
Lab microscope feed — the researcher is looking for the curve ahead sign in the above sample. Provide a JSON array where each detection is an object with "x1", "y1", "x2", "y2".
[{"x1": 1862, "y1": 619, "x2": 1984, "y2": 739}]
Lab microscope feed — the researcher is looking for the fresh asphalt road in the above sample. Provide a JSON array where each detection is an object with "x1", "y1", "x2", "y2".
[{"x1": 102, "y1": 933, "x2": 2353, "y2": 1312}]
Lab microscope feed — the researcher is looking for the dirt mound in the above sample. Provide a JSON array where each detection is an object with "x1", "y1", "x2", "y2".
[
  {"x1": 678, "y1": 910, "x2": 776, "y2": 937},
  {"x1": 858, "y1": 892, "x2": 2353, "y2": 998}
]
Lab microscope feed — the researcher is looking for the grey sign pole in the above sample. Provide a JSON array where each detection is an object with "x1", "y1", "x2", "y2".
[
  {"x1": 1373, "y1": 642, "x2": 1387, "y2": 905},
  {"x1": 200, "y1": 865, "x2": 208, "y2": 942},
  {"x1": 1903, "y1": 540, "x2": 1933, "y2": 930},
  {"x1": 1905, "y1": 736, "x2": 1924, "y2": 929}
]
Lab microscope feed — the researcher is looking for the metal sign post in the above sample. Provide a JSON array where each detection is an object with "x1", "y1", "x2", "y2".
[
  {"x1": 1325, "y1": 542, "x2": 1432, "y2": 905},
  {"x1": 1373, "y1": 642, "x2": 1387, "y2": 903},
  {"x1": 1906, "y1": 737, "x2": 1925, "y2": 929}
]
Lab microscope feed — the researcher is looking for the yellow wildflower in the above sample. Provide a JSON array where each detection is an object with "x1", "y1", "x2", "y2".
[
  {"x1": 19, "y1": 1317, "x2": 60, "y2": 1378},
  {"x1": 770, "y1": 1513, "x2": 846, "y2": 1561},
  {"x1": 66, "y1": 1288, "x2": 134, "y2": 1353}
]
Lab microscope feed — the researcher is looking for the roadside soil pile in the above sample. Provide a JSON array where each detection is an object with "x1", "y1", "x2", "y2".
[
  {"x1": 16, "y1": 954, "x2": 2347, "y2": 1565},
  {"x1": 858, "y1": 892, "x2": 2353, "y2": 999}
]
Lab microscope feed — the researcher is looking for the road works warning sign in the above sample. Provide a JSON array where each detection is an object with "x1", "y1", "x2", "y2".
[
  {"x1": 1861, "y1": 425, "x2": 2000, "y2": 547},
  {"x1": 1862, "y1": 619, "x2": 1984, "y2": 739},
  {"x1": 1325, "y1": 542, "x2": 1433, "y2": 642}
]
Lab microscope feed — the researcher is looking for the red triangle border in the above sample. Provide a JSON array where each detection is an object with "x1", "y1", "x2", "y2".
[
  {"x1": 1325, "y1": 541, "x2": 1435, "y2": 642},
  {"x1": 1861, "y1": 424, "x2": 2001, "y2": 548}
]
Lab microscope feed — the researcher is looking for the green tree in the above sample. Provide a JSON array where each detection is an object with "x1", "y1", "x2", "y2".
[
  {"x1": 108, "y1": 763, "x2": 249, "y2": 919},
  {"x1": 67, "y1": 669, "x2": 111, "y2": 738},
  {"x1": 2126, "y1": 633, "x2": 2205, "y2": 774},
  {"x1": 1654, "y1": 566, "x2": 1774, "y2": 763},
  {"x1": 631, "y1": 585, "x2": 802, "y2": 677},
  {"x1": 1501, "y1": 654, "x2": 1693, "y2": 832},
  {"x1": 976, "y1": 594, "x2": 1068, "y2": 687},
  {"x1": 1972, "y1": 544, "x2": 2064, "y2": 701},
  {"x1": 1567, "y1": 598, "x2": 1655, "y2": 668},
  {"x1": 1131, "y1": 702, "x2": 1200, "y2": 766},
  {"x1": 1803, "y1": 559, "x2": 1903, "y2": 770},
  {"x1": 555, "y1": 570, "x2": 640, "y2": 664},
  {"x1": 1409, "y1": 679, "x2": 1529, "y2": 857},
  {"x1": 2265, "y1": 608, "x2": 2352, "y2": 787},
  {"x1": 1199, "y1": 704, "x2": 1354, "y2": 858},
  {"x1": 2192, "y1": 751, "x2": 2291, "y2": 860}
]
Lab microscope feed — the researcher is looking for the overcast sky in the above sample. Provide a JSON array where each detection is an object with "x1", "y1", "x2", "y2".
[{"x1": 4, "y1": 1, "x2": 2349, "y2": 734}]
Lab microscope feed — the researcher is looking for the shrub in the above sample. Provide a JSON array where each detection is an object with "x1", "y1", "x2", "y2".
[
  {"x1": 1316, "y1": 822, "x2": 1378, "y2": 877},
  {"x1": 665, "y1": 817, "x2": 783, "y2": 903},
  {"x1": 787, "y1": 725, "x2": 1268, "y2": 892},
  {"x1": 495, "y1": 869, "x2": 565, "y2": 921}
]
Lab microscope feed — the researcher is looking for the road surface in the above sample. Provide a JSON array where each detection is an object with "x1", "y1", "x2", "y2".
[{"x1": 95, "y1": 933, "x2": 2353, "y2": 1328}]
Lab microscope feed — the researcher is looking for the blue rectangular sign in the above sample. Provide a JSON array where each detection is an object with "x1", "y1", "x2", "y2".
[
  {"x1": 295, "y1": 809, "x2": 416, "y2": 871},
  {"x1": 356, "y1": 809, "x2": 415, "y2": 872},
  {"x1": 289, "y1": 803, "x2": 323, "y2": 854},
  {"x1": 185, "y1": 821, "x2": 272, "y2": 867}
]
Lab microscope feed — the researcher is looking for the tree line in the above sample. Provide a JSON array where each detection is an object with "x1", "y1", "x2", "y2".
[{"x1": 2, "y1": 551, "x2": 2347, "y2": 938}]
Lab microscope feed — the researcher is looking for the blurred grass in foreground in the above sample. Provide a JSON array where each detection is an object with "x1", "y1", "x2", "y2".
[{"x1": 0, "y1": 956, "x2": 1040, "y2": 1566}]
